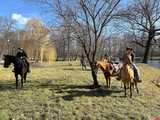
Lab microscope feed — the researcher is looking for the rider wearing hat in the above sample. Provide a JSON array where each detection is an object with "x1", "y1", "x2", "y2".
[
  {"x1": 117, "y1": 47, "x2": 141, "y2": 82},
  {"x1": 16, "y1": 48, "x2": 30, "y2": 73},
  {"x1": 123, "y1": 47, "x2": 141, "y2": 82}
]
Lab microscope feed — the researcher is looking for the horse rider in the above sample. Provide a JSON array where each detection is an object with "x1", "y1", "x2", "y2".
[
  {"x1": 16, "y1": 48, "x2": 30, "y2": 73},
  {"x1": 129, "y1": 48, "x2": 141, "y2": 82},
  {"x1": 117, "y1": 47, "x2": 141, "y2": 82}
]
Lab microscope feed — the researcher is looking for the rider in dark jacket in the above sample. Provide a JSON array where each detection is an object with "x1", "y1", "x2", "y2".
[
  {"x1": 16, "y1": 48, "x2": 28, "y2": 58},
  {"x1": 16, "y1": 48, "x2": 30, "y2": 73}
]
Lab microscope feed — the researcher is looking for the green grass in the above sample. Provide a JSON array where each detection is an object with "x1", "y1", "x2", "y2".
[{"x1": 0, "y1": 61, "x2": 160, "y2": 120}]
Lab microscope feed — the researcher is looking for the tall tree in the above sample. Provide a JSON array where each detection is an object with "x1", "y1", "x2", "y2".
[
  {"x1": 25, "y1": 18, "x2": 50, "y2": 61},
  {"x1": 29, "y1": 0, "x2": 121, "y2": 87},
  {"x1": 0, "y1": 17, "x2": 16, "y2": 56},
  {"x1": 54, "y1": 0, "x2": 121, "y2": 87},
  {"x1": 120, "y1": 0, "x2": 160, "y2": 63}
]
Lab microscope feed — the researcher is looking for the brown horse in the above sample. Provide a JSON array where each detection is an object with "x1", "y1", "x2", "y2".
[
  {"x1": 97, "y1": 61, "x2": 113, "y2": 88},
  {"x1": 121, "y1": 64, "x2": 139, "y2": 98}
]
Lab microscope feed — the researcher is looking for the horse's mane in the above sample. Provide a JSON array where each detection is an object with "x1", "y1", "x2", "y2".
[
  {"x1": 4, "y1": 55, "x2": 23, "y2": 65},
  {"x1": 5, "y1": 55, "x2": 16, "y2": 59}
]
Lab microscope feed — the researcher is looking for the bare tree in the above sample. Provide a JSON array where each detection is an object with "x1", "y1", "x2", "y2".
[
  {"x1": 28, "y1": 0, "x2": 121, "y2": 87},
  {"x1": 54, "y1": 0, "x2": 121, "y2": 87},
  {"x1": 120, "y1": 0, "x2": 160, "y2": 63},
  {"x1": 0, "y1": 17, "x2": 16, "y2": 57}
]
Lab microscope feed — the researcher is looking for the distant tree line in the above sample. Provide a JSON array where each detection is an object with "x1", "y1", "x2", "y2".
[{"x1": 0, "y1": 17, "x2": 57, "y2": 63}]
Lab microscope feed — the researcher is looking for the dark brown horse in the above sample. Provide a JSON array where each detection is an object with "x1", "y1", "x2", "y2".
[{"x1": 3, "y1": 55, "x2": 28, "y2": 88}]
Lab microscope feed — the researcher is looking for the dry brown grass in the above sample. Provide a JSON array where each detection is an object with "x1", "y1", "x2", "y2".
[{"x1": 0, "y1": 62, "x2": 159, "y2": 120}]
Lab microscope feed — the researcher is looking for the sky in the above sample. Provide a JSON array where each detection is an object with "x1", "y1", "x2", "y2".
[
  {"x1": 0, "y1": 0, "x2": 130, "y2": 28},
  {"x1": 0, "y1": 0, "x2": 47, "y2": 27}
]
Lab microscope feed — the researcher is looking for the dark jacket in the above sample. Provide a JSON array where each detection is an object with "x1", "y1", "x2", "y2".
[
  {"x1": 131, "y1": 52, "x2": 135, "y2": 62},
  {"x1": 16, "y1": 50, "x2": 28, "y2": 58}
]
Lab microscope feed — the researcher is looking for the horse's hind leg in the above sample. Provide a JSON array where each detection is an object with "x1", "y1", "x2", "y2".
[
  {"x1": 84, "y1": 65, "x2": 87, "y2": 70},
  {"x1": 124, "y1": 83, "x2": 127, "y2": 97},
  {"x1": 24, "y1": 73, "x2": 27, "y2": 83},
  {"x1": 121, "y1": 81, "x2": 123, "y2": 88},
  {"x1": 82, "y1": 66, "x2": 84, "y2": 70},
  {"x1": 106, "y1": 79, "x2": 107, "y2": 88},
  {"x1": 21, "y1": 75, "x2": 24, "y2": 88},
  {"x1": 15, "y1": 74, "x2": 18, "y2": 89}
]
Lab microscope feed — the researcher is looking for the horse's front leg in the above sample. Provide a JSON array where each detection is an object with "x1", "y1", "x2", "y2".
[
  {"x1": 124, "y1": 83, "x2": 127, "y2": 97},
  {"x1": 104, "y1": 72, "x2": 109, "y2": 88},
  {"x1": 24, "y1": 73, "x2": 27, "y2": 83},
  {"x1": 105, "y1": 77, "x2": 108, "y2": 88},
  {"x1": 109, "y1": 77, "x2": 111, "y2": 88},
  {"x1": 130, "y1": 82, "x2": 133, "y2": 98},
  {"x1": 15, "y1": 74, "x2": 18, "y2": 89},
  {"x1": 21, "y1": 74, "x2": 24, "y2": 88}
]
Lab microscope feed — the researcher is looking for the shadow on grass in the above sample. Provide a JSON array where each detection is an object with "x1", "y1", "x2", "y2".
[
  {"x1": 61, "y1": 86, "x2": 123, "y2": 101},
  {"x1": 0, "y1": 79, "x2": 124, "y2": 100},
  {"x1": 63, "y1": 68, "x2": 91, "y2": 71},
  {"x1": 37, "y1": 80, "x2": 123, "y2": 101},
  {"x1": 0, "y1": 82, "x2": 16, "y2": 91}
]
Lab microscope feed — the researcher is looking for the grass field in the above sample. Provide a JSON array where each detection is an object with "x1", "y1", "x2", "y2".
[{"x1": 0, "y1": 61, "x2": 160, "y2": 120}]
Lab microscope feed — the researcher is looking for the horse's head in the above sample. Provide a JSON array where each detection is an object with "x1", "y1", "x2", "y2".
[{"x1": 3, "y1": 55, "x2": 13, "y2": 68}]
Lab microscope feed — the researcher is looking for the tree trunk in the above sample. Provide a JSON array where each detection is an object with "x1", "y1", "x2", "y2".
[
  {"x1": 90, "y1": 63, "x2": 99, "y2": 88},
  {"x1": 142, "y1": 32, "x2": 153, "y2": 63},
  {"x1": 143, "y1": 42, "x2": 151, "y2": 63},
  {"x1": 40, "y1": 47, "x2": 44, "y2": 63}
]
